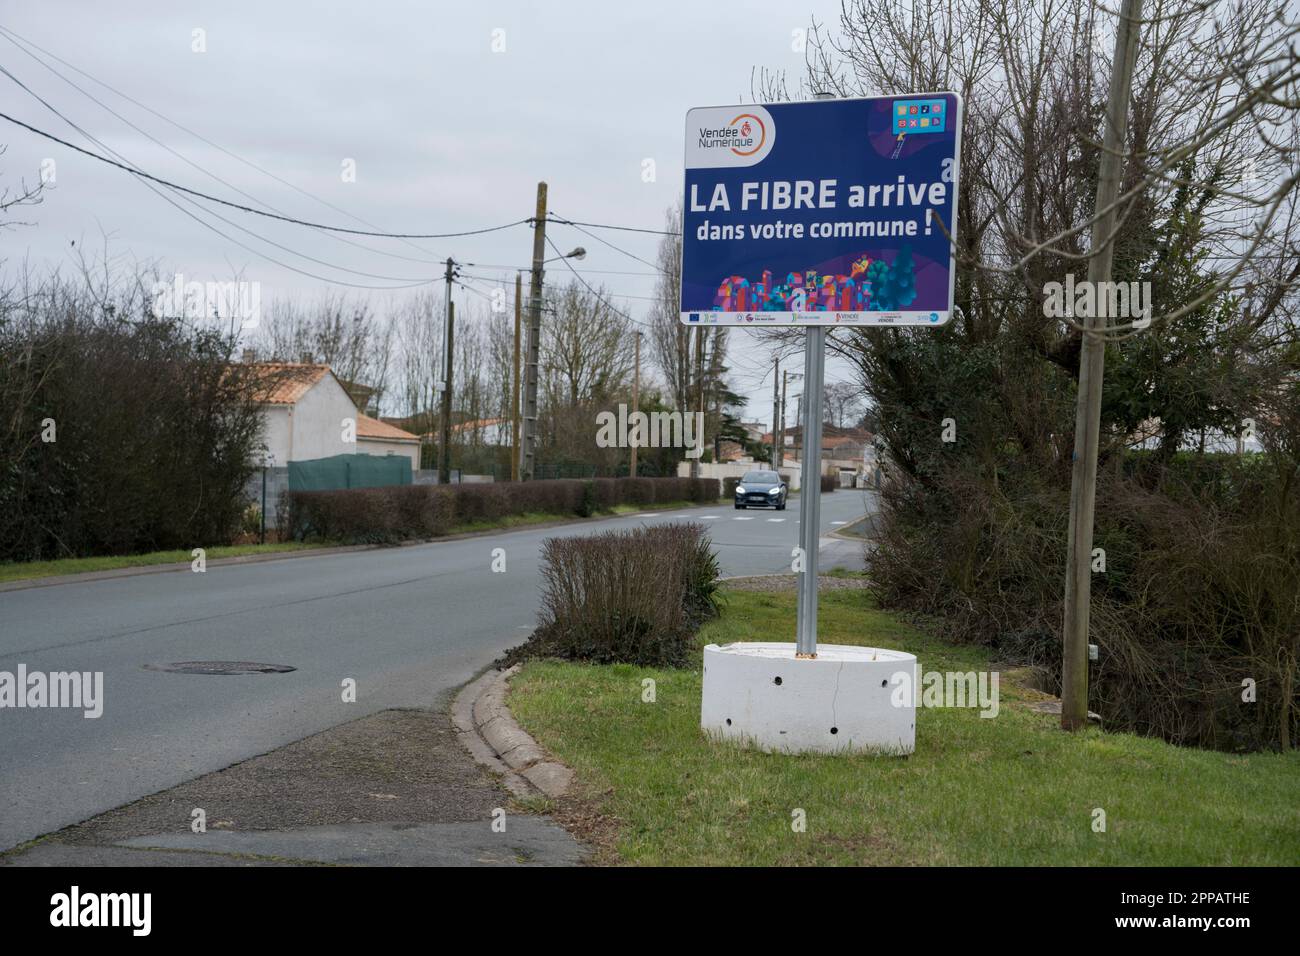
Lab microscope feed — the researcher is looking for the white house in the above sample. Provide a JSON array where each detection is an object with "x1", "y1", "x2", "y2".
[{"x1": 248, "y1": 362, "x2": 420, "y2": 469}]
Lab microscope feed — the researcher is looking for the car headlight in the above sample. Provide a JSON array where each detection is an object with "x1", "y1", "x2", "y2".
[
  {"x1": 735, "y1": 485, "x2": 746, "y2": 495},
  {"x1": 768, "y1": 487, "x2": 781, "y2": 495}
]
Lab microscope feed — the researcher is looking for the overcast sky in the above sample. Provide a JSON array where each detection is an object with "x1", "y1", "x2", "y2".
[{"x1": 1, "y1": 0, "x2": 858, "y2": 423}]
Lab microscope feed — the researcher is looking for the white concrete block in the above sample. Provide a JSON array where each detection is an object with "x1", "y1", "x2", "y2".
[{"x1": 701, "y1": 642, "x2": 916, "y2": 755}]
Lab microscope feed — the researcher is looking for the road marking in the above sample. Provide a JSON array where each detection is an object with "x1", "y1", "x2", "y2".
[
  {"x1": 831, "y1": 520, "x2": 846, "y2": 525},
  {"x1": 767, "y1": 518, "x2": 785, "y2": 522},
  {"x1": 733, "y1": 516, "x2": 754, "y2": 521},
  {"x1": 699, "y1": 515, "x2": 719, "y2": 519},
  {"x1": 635, "y1": 513, "x2": 656, "y2": 518}
]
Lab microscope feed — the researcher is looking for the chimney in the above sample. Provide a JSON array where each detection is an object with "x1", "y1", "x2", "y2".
[{"x1": 242, "y1": 348, "x2": 257, "y2": 363}]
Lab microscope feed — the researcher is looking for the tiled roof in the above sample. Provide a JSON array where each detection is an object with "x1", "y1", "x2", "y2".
[
  {"x1": 244, "y1": 363, "x2": 333, "y2": 405},
  {"x1": 356, "y1": 414, "x2": 419, "y2": 442}
]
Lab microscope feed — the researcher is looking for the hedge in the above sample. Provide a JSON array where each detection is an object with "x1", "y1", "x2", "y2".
[
  {"x1": 281, "y1": 476, "x2": 721, "y2": 544},
  {"x1": 501, "y1": 522, "x2": 722, "y2": 667}
]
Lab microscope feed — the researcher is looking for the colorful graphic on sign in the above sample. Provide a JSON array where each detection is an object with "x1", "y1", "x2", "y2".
[{"x1": 680, "y1": 93, "x2": 962, "y2": 326}]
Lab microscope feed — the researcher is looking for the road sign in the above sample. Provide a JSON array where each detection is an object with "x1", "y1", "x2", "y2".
[{"x1": 679, "y1": 93, "x2": 963, "y2": 327}]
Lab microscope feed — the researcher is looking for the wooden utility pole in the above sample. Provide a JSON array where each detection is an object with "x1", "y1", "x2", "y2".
[
  {"x1": 512, "y1": 272, "x2": 522, "y2": 482},
  {"x1": 1062, "y1": 0, "x2": 1144, "y2": 731},
  {"x1": 521, "y1": 183, "x2": 547, "y2": 481},
  {"x1": 630, "y1": 330, "x2": 641, "y2": 477},
  {"x1": 770, "y1": 356, "x2": 781, "y2": 470},
  {"x1": 438, "y1": 300, "x2": 456, "y2": 485}
]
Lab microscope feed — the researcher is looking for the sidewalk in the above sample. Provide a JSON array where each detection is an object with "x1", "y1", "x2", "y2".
[{"x1": 1, "y1": 703, "x2": 586, "y2": 867}]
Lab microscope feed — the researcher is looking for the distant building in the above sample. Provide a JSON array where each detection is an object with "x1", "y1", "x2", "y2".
[{"x1": 245, "y1": 361, "x2": 420, "y2": 469}]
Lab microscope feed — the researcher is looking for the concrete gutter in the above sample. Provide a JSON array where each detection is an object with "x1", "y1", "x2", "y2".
[{"x1": 451, "y1": 665, "x2": 574, "y2": 800}]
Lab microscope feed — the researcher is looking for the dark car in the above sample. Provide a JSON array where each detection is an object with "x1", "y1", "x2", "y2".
[{"x1": 734, "y1": 470, "x2": 787, "y2": 510}]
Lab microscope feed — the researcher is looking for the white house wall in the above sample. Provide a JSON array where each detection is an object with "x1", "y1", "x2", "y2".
[{"x1": 259, "y1": 405, "x2": 292, "y2": 465}]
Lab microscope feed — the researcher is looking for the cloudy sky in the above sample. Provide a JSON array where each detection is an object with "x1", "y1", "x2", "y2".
[{"x1": 1, "y1": 0, "x2": 856, "y2": 421}]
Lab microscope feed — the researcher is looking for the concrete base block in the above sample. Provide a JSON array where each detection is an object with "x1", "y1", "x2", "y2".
[{"x1": 701, "y1": 642, "x2": 917, "y2": 755}]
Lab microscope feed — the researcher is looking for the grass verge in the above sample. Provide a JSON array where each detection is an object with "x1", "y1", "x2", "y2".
[
  {"x1": 509, "y1": 583, "x2": 1300, "y2": 866},
  {"x1": 0, "y1": 541, "x2": 324, "y2": 584},
  {"x1": 0, "y1": 498, "x2": 726, "y2": 585}
]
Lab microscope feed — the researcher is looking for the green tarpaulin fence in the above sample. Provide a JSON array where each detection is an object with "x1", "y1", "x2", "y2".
[{"x1": 287, "y1": 453, "x2": 412, "y2": 492}]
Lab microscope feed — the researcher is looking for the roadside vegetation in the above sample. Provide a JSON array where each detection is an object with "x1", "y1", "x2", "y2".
[
  {"x1": 0, "y1": 542, "x2": 322, "y2": 585},
  {"x1": 500, "y1": 522, "x2": 720, "y2": 668},
  {"x1": 281, "y1": 477, "x2": 720, "y2": 545},
  {"x1": 741, "y1": 0, "x2": 1300, "y2": 753},
  {"x1": 510, "y1": 583, "x2": 1300, "y2": 866}
]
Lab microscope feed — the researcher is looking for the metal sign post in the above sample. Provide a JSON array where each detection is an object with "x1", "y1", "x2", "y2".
[
  {"x1": 682, "y1": 93, "x2": 961, "y2": 746},
  {"x1": 796, "y1": 326, "x2": 826, "y2": 656}
]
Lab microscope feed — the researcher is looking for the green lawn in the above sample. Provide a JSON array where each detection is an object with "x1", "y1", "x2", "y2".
[
  {"x1": 509, "y1": 584, "x2": 1300, "y2": 866},
  {"x1": 0, "y1": 541, "x2": 325, "y2": 584}
]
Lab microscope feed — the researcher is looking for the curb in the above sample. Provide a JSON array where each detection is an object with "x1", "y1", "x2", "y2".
[{"x1": 451, "y1": 665, "x2": 574, "y2": 800}]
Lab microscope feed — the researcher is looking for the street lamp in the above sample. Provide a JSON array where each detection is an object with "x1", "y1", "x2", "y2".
[{"x1": 543, "y1": 246, "x2": 586, "y2": 264}]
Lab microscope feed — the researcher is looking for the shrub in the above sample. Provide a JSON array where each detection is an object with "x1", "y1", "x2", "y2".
[
  {"x1": 281, "y1": 476, "x2": 715, "y2": 545},
  {"x1": 820, "y1": 474, "x2": 838, "y2": 492},
  {"x1": 501, "y1": 523, "x2": 721, "y2": 667},
  {"x1": 870, "y1": 456, "x2": 1300, "y2": 753},
  {"x1": 723, "y1": 477, "x2": 742, "y2": 499},
  {"x1": 623, "y1": 477, "x2": 656, "y2": 506},
  {"x1": 576, "y1": 480, "x2": 598, "y2": 518},
  {"x1": 0, "y1": 276, "x2": 266, "y2": 561}
]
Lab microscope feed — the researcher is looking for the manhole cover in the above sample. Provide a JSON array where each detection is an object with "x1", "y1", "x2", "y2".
[{"x1": 144, "y1": 661, "x2": 297, "y2": 675}]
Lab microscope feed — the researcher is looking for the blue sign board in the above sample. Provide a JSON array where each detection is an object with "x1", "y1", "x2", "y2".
[{"x1": 680, "y1": 93, "x2": 962, "y2": 326}]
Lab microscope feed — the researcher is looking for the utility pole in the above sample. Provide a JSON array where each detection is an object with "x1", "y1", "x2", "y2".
[
  {"x1": 439, "y1": 300, "x2": 455, "y2": 485},
  {"x1": 780, "y1": 370, "x2": 790, "y2": 469},
  {"x1": 1062, "y1": 0, "x2": 1144, "y2": 731},
  {"x1": 795, "y1": 392, "x2": 803, "y2": 461},
  {"x1": 630, "y1": 330, "x2": 641, "y2": 477},
  {"x1": 512, "y1": 272, "x2": 522, "y2": 482},
  {"x1": 770, "y1": 355, "x2": 781, "y2": 470},
  {"x1": 439, "y1": 257, "x2": 457, "y2": 484},
  {"x1": 521, "y1": 182, "x2": 547, "y2": 481}
]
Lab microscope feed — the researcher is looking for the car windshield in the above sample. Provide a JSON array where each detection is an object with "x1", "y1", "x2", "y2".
[{"x1": 742, "y1": 472, "x2": 778, "y2": 483}]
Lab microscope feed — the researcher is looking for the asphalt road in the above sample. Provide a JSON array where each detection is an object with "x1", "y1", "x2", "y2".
[{"x1": 0, "y1": 489, "x2": 872, "y2": 850}]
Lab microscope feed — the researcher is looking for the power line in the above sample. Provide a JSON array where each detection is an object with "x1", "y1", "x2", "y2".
[
  {"x1": 544, "y1": 233, "x2": 651, "y2": 329},
  {"x1": 548, "y1": 213, "x2": 667, "y2": 273},
  {"x1": 546, "y1": 215, "x2": 679, "y2": 237},
  {"x1": 0, "y1": 108, "x2": 532, "y2": 240},
  {"x1": 0, "y1": 23, "x2": 448, "y2": 265},
  {"x1": 0, "y1": 68, "x2": 443, "y2": 290},
  {"x1": 463, "y1": 261, "x2": 661, "y2": 278},
  {"x1": 0, "y1": 27, "x2": 449, "y2": 269}
]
